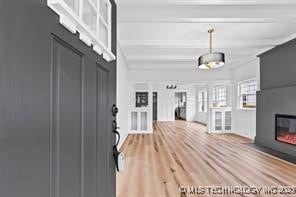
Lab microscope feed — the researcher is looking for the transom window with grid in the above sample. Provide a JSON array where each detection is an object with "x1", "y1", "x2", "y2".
[
  {"x1": 48, "y1": 0, "x2": 115, "y2": 61},
  {"x1": 63, "y1": 0, "x2": 111, "y2": 48},
  {"x1": 198, "y1": 90, "x2": 207, "y2": 112},
  {"x1": 212, "y1": 86, "x2": 227, "y2": 107},
  {"x1": 238, "y1": 79, "x2": 258, "y2": 109}
]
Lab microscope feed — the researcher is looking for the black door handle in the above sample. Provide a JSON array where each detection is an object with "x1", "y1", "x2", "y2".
[
  {"x1": 113, "y1": 128, "x2": 121, "y2": 171},
  {"x1": 112, "y1": 121, "x2": 120, "y2": 146},
  {"x1": 111, "y1": 107, "x2": 122, "y2": 171},
  {"x1": 112, "y1": 105, "x2": 118, "y2": 116},
  {"x1": 112, "y1": 120, "x2": 120, "y2": 131}
]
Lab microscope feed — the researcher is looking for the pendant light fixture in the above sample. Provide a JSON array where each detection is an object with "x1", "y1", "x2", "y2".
[{"x1": 198, "y1": 28, "x2": 225, "y2": 69}]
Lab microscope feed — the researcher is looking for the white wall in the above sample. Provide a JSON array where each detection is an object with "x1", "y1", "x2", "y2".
[
  {"x1": 185, "y1": 86, "x2": 197, "y2": 121},
  {"x1": 153, "y1": 84, "x2": 175, "y2": 121},
  {"x1": 127, "y1": 68, "x2": 233, "y2": 125},
  {"x1": 152, "y1": 84, "x2": 196, "y2": 122},
  {"x1": 196, "y1": 85, "x2": 208, "y2": 124},
  {"x1": 231, "y1": 59, "x2": 260, "y2": 139},
  {"x1": 116, "y1": 43, "x2": 129, "y2": 148},
  {"x1": 122, "y1": 56, "x2": 259, "y2": 140}
]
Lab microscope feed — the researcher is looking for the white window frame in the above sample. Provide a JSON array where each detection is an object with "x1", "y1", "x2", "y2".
[
  {"x1": 198, "y1": 89, "x2": 207, "y2": 112},
  {"x1": 212, "y1": 86, "x2": 227, "y2": 107},
  {"x1": 238, "y1": 78, "x2": 258, "y2": 110},
  {"x1": 47, "y1": 0, "x2": 115, "y2": 62}
]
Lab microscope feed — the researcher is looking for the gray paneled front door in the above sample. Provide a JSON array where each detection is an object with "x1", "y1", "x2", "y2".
[{"x1": 0, "y1": 1, "x2": 116, "y2": 197}]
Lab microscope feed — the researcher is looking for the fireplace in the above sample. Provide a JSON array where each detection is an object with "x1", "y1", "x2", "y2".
[{"x1": 276, "y1": 114, "x2": 296, "y2": 145}]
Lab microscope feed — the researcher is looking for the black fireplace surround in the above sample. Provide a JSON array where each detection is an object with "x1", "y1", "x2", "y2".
[{"x1": 275, "y1": 114, "x2": 296, "y2": 146}]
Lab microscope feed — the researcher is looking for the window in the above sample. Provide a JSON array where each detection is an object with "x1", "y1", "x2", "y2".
[
  {"x1": 47, "y1": 0, "x2": 115, "y2": 62},
  {"x1": 238, "y1": 79, "x2": 258, "y2": 109},
  {"x1": 198, "y1": 90, "x2": 207, "y2": 112},
  {"x1": 99, "y1": 0, "x2": 111, "y2": 47},
  {"x1": 212, "y1": 86, "x2": 227, "y2": 107}
]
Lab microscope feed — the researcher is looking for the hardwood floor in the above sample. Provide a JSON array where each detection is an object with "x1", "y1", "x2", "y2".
[{"x1": 116, "y1": 121, "x2": 296, "y2": 197}]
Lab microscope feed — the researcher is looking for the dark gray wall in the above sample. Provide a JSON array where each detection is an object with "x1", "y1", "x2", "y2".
[
  {"x1": 259, "y1": 38, "x2": 296, "y2": 90},
  {"x1": 256, "y1": 87, "x2": 296, "y2": 157},
  {"x1": 256, "y1": 38, "x2": 296, "y2": 157},
  {"x1": 0, "y1": 0, "x2": 117, "y2": 197}
]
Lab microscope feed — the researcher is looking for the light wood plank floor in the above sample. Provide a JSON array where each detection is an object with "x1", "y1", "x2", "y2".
[{"x1": 116, "y1": 121, "x2": 296, "y2": 197}]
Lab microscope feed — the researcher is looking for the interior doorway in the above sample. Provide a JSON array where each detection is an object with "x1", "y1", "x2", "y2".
[{"x1": 175, "y1": 92, "x2": 187, "y2": 120}]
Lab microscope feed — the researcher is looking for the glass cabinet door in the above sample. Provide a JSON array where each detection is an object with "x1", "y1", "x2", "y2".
[
  {"x1": 215, "y1": 111, "x2": 222, "y2": 130},
  {"x1": 131, "y1": 112, "x2": 138, "y2": 130},
  {"x1": 225, "y1": 111, "x2": 232, "y2": 130},
  {"x1": 140, "y1": 112, "x2": 148, "y2": 130}
]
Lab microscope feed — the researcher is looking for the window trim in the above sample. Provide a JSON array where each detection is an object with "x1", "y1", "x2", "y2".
[
  {"x1": 47, "y1": 0, "x2": 115, "y2": 62},
  {"x1": 237, "y1": 78, "x2": 258, "y2": 110},
  {"x1": 198, "y1": 89, "x2": 207, "y2": 112}
]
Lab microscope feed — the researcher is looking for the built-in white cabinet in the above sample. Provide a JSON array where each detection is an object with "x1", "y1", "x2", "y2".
[
  {"x1": 128, "y1": 83, "x2": 152, "y2": 133},
  {"x1": 129, "y1": 109, "x2": 148, "y2": 131},
  {"x1": 208, "y1": 107, "x2": 232, "y2": 133}
]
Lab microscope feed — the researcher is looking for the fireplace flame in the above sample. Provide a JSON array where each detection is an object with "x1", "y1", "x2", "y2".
[{"x1": 277, "y1": 133, "x2": 296, "y2": 145}]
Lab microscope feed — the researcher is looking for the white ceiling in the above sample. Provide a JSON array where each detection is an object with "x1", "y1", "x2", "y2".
[{"x1": 117, "y1": 0, "x2": 296, "y2": 70}]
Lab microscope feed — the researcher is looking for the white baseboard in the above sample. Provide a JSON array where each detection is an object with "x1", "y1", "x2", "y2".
[
  {"x1": 118, "y1": 133, "x2": 128, "y2": 150},
  {"x1": 230, "y1": 131, "x2": 255, "y2": 140},
  {"x1": 128, "y1": 130, "x2": 153, "y2": 134}
]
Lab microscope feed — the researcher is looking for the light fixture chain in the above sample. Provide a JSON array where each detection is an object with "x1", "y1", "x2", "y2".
[{"x1": 209, "y1": 31, "x2": 212, "y2": 53}]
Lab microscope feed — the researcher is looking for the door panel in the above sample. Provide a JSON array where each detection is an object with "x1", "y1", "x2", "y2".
[
  {"x1": 96, "y1": 66, "x2": 109, "y2": 196},
  {"x1": 83, "y1": 58, "x2": 97, "y2": 197},
  {"x1": 51, "y1": 37, "x2": 114, "y2": 197},
  {"x1": 51, "y1": 38, "x2": 83, "y2": 197}
]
